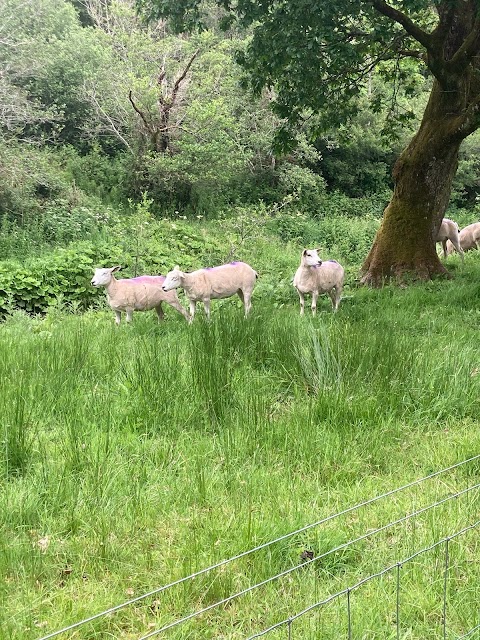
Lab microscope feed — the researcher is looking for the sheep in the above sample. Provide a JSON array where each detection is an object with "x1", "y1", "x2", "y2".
[
  {"x1": 293, "y1": 249, "x2": 344, "y2": 315},
  {"x1": 162, "y1": 261, "x2": 258, "y2": 320},
  {"x1": 91, "y1": 266, "x2": 190, "y2": 325},
  {"x1": 446, "y1": 221, "x2": 480, "y2": 255},
  {"x1": 436, "y1": 218, "x2": 464, "y2": 261}
]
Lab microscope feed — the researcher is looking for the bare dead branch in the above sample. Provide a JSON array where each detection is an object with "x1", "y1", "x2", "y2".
[
  {"x1": 128, "y1": 90, "x2": 153, "y2": 133},
  {"x1": 171, "y1": 49, "x2": 200, "y2": 106}
]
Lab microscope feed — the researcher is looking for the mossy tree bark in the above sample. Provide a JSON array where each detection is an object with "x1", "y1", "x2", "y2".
[
  {"x1": 361, "y1": 87, "x2": 462, "y2": 283},
  {"x1": 362, "y1": 3, "x2": 480, "y2": 284}
]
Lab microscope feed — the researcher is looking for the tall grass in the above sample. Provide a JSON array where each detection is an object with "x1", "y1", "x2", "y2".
[{"x1": 1, "y1": 257, "x2": 480, "y2": 639}]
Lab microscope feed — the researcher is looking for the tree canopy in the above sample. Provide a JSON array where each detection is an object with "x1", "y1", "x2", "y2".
[
  {"x1": 137, "y1": 0, "x2": 480, "y2": 282},
  {"x1": 137, "y1": 1, "x2": 480, "y2": 141}
]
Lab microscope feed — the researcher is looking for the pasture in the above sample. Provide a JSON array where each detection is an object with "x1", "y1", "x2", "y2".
[{"x1": 1, "y1": 248, "x2": 480, "y2": 639}]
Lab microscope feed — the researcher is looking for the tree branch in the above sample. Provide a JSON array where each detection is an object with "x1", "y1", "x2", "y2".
[
  {"x1": 128, "y1": 90, "x2": 153, "y2": 133},
  {"x1": 369, "y1": 0, "x2": 433, "y2": 51},
  {"x1": 430, "y1": 1, "x2": 456, "y2": 50},
  {"x1": 170, "y1": 48, "x2": 200, "y2": 106},
  {"x1": 88, "y1": 89, "x2": 134, "y2": 153},
  {"x1": 396, "y1": 49, "x2": 425, "y2": 60},
  {"x1": 446, "y1": 16, "x2": 480, "y2": 72}
]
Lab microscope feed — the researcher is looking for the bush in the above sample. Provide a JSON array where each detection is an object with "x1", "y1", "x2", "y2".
[
  {"x1": 61, "y1": 146, "x2": 130, "y2": 203},
  {"x1": 0, "y1": 140, "x2": 72, "y2": 224},
  {"x1": 316, "y1": 214, "x2": 380, "y2": 264},
  {"x1": 275, "y1": 164, "x2": 327, "y2": 216},
  {"x1": 314, "y1": 191, "x2": 389, "y2": 219},
  {"x1": 266, "y1": 212, "x2": 322, "y2": 245},
  {"x1": 0, "y1": 214, "x2": 227, "y2": 315},
  {"x1": 0, "y1": 244, "x2": 102, "y2": 315}
]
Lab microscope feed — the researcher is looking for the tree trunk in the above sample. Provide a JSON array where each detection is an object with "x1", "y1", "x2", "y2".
[
  {"x1": 361, "y1": 82, "x2": 463, "y2": 284},
  {"x1": 362, "y1": 0, "x2": 480, "y2": 286}
]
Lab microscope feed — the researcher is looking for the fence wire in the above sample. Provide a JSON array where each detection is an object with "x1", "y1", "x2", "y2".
[
  {"x1": 244, "y1": 520, "x2": 480, "y2": 640},
  {"x1": 36, "y1": 454, "x2": 480, "y2": 640},
  {"x1": 456, "y1": 623, "x2": 480, "y2": 639},
  {"x1": 137, "y1": 481, "x2": 480, "y2": 639}
]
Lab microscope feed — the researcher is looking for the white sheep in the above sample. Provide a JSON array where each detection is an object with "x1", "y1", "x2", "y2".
[
  {"x1": 293, "y1": 249, "x2": 344, "y2": 314},
  {"x1": 91, "y1": 266, "x2": 190, "y2": 325},
  {"x1": 162, "y1": 261, "x2": 258, "y2": 320},
  {"x1": 446, "y1": 221, "x2": 480, "y2": 255},
  {"x1": 436, "y1": 218, "x2": 464, "y2": 261}
]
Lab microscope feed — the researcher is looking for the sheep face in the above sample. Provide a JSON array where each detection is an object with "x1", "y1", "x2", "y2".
[
  {"x1": 302, "y1": 249, "x2": 322, "y2": 267},
  {"x1": 162, "y1": 266, "x2": 183, "y2": 292},
  {"x1": 91, "y1": 266, "x2": 121, "y2": 287}
]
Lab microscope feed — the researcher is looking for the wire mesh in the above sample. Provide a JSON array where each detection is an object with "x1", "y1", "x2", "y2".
[
  {"x1": 244, "y1": 521, "x2": 480, "y2": 639},
  {"x1": 36, "y1": 454, "x2": 480, "y2": 640}
]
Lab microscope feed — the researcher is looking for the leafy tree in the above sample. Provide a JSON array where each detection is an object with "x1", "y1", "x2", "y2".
[
  {"x1": 137, "y1": 0, "x2": 480, "y2": 283},
  {"x1": 0, "y1": 0, "x2": 108, "y2": 146},
  {"x1": 76, "y1": 2, "x2": 282, "y2": 209},
  {"x1": 0, "y1": 0, "x2": 72, "y2": 135}
]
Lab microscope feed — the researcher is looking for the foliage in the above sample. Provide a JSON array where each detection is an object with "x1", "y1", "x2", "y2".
[
  {"x1": 0, "y1": 138, "x2": 102, "y2": 230},
  {"x1": 60, "y1": 145, "x2": 130, "y2": 203},
  {"x1": 0, "y1": 244, "x2": 102, "y2": 315},
  {"x1": 138, "y1": 0, "x2": 444, "y2": 144},
  {"x1": 0, "y1": 208, "x2": 230, "y2": 314},
  {"x1": 315, "y1": 128, "x2": 394, "y2": 198},
  {"x1": 451, "y1": 130, "x2": 480, "y2": 208}
]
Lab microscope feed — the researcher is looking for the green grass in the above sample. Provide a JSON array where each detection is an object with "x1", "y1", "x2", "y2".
[{"x1": 1, "y1": 251, "x2": 480, "y2": 639}]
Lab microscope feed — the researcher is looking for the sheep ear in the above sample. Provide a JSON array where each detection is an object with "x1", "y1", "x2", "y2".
[
  {"x1": 111, "y1": 265, "x2": 122, "y2": 273},
  {"x1": 315, "y1": 247, "x2": 321, "y2": 253},
  {"x1": 302, "y1": 249, "x2": 308, "y2": 256},
  {"x1": 174, "y1": 265, "x2": 180, "y2": 271}
]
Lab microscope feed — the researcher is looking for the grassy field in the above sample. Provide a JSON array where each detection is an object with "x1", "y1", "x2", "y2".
[{"x1": 1, "y1": 247, "x2": 480, "y2": 639}]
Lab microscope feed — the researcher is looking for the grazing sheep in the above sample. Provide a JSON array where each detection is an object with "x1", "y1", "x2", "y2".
[
  {"x1": 91, "y1": 266, "x2": 190, "y2": 325},
  {"x1": 446, "y1": 221, "x2": 480, "y2": 255},
  {"x1": 162, "y1": 261, "x2": 258, "y2": 320},
  {"x1": 293, "y1": 249, "x2": 344, "y2": 315},
  {"x1": 436, "y1": 218, "x2": 464, "y2": 261}
]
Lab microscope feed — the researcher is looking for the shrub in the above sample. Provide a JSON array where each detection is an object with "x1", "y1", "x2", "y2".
[
  {"x1": 314, "y1": 191, "x2": 389, "y2": 219},
  {"x1": 316, "y1": 214, "x2": 380, "y2": 264},
  {"x1": 0, "y1": 215, "x2": 226, "y2": 315},
  {"x1": 275, "y1": 164, "x2": 327, "y2": 216},
  {"x1": 0, "y1": 244, "x2": 101, "y2": 315}
]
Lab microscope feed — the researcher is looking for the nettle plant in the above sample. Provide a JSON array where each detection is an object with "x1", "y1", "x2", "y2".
[{"x1": 0, "y1": 246, "x2": 101, "y2": 315}]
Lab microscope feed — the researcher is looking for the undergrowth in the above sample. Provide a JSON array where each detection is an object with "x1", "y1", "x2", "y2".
[{"x1": 1, "y1": 252, "x2": 479, "y2": 638}]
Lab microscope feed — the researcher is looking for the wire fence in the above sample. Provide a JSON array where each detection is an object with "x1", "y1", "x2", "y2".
[
  {"x1": 244, "y1": 520, "x2": 480, "y2": 639},
  {"x1": 37, "y1": 454, "x2": 480, "y2": 640}
]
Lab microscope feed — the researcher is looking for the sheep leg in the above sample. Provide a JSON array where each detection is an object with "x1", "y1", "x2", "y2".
[
  {"x1": 441, "y1": 240, "x2": 447, "y2": 259},
  {"x1": 238, "y1": 289, "x2": 251, "y2": 316},
  {"x1": 189, "y1": 300, "x2": 196, "y2": 321},
  {"x1": 155, "y1": 303, "x2": 165, "y2": 321},
  {"x1": 114, "y1": 310, "x2": 122, "y2": 326},
  {"x1": 166, "y1": 299, "x2": 190, "y2": 322},
  {"x1": 298, "y1": 291, "x2": 305, "y2": 316},
  {"x1": 243, "y1": 293, "x2": 252, "y2": 317},
  {"x1": 311, "y1": 292, "x2": 318, "y2": 316},
  {"x1": 329, "y1": 287, "x2": 342, "y2": 312},
  {"x1": 203, "y1": 298, "x2": 211, "y2": 320},
  {"x1": 126, "y1": 309, "x2": 134, "y2": 323},
  {"x1": 451, "y1": 239, "x2": 465, "y2": 262},
  {"x1": 335, "y1": 288, "x2": 342, "y2": 311}
]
